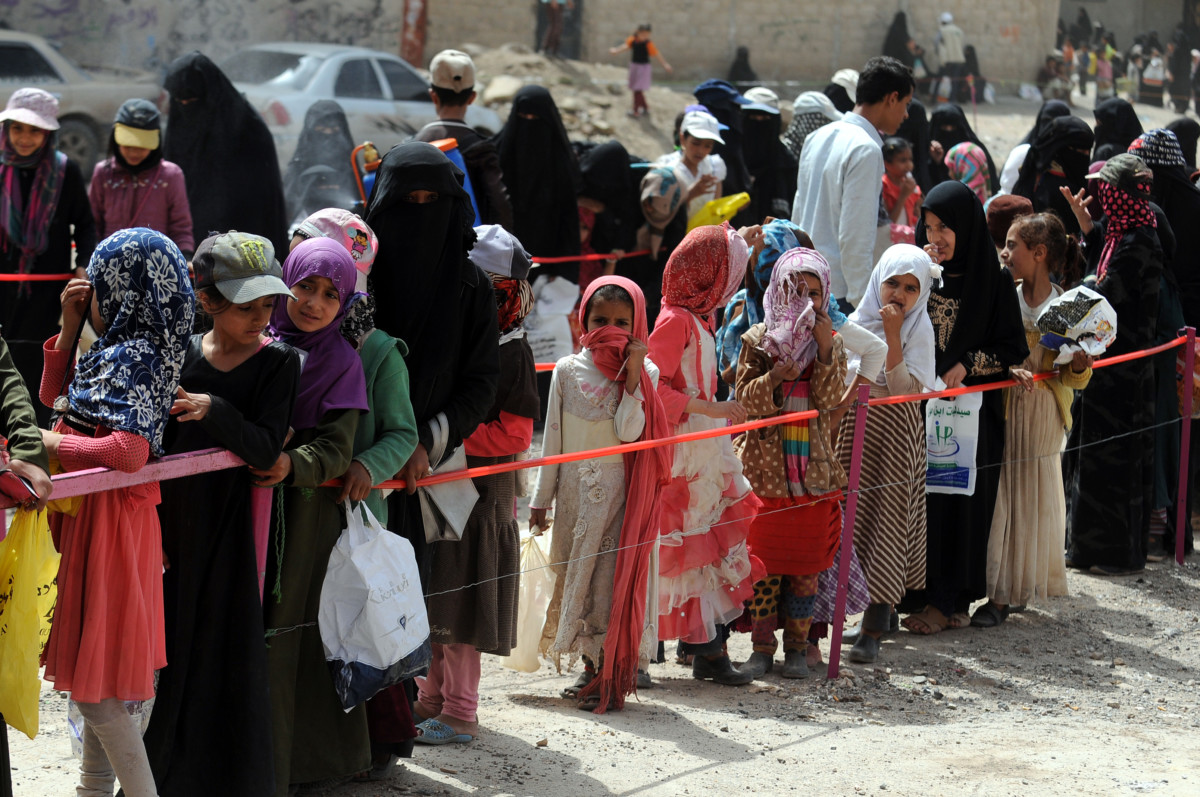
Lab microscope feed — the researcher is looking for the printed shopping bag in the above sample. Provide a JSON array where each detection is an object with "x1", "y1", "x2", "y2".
[
  {"x1": 319, "y1": 501, "x2": 431, "y2": 711},
  {"x1": 0, "y1": 509, "x2": 60, "y2": 738},
  {"x1": 925, "y1": 392, "x2": 982, "y2": 496},
  {"x1": 499, "y1": 531, "x2": 556, "y2": 673}
]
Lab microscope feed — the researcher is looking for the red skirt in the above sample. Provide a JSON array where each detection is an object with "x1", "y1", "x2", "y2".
[{"x1": 747, "y1": 493, "x2": 842, "y2": 576}]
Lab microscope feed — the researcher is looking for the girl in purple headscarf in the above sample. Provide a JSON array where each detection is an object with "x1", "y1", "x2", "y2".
[{"x1": 251, "y1": 237, "x2": 372, "y2": 795}]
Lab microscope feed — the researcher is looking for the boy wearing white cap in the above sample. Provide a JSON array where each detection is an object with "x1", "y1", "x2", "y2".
[
  {"x1": 414, "y1": 49, "x2": 514, "y2": 230},
  {"x1": 654, "y1": 110, "x2": 728, "y2": 224}
]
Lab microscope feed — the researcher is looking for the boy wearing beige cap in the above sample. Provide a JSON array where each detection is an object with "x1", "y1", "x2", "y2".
[{"x1": 414, "y1": 49, "x2": 513, "y2": 229}]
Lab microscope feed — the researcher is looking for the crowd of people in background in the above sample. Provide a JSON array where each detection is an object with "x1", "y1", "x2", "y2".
[{"x1": 1, "y1": 8, "x2": 1199, "y2": 795}]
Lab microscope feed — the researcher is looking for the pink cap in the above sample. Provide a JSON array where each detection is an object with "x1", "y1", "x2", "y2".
[{"x1": 296, "y1": 208, "x2": 378, "y2": 288}]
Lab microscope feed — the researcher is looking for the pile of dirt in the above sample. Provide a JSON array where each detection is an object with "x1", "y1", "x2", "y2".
[{"x1": 468, "y1": 42, "x2": 695, "y2": 162}]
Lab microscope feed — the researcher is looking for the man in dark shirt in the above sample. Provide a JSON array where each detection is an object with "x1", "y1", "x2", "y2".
[{"x1": 413, "y1": 50, "x2": 514, "y2": 230}]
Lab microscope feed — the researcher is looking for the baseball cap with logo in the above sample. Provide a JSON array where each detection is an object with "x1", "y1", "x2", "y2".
[
  {"x1": 430, "y1": 49, "x2": 476, "y2": 92},
  {"x1": 681, "y1": 110, "x2": 725, "y2": 144},
  {"x1": 193, "y1": 232, "x2": 292, "y2": 304},
  {"x1": 1085, "y1": 153, "x2": 1154, "y2": 199}
]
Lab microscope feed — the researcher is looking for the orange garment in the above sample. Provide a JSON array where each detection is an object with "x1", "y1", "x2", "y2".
[
  {"x1": 882, "y1": 173, "x2": 923, "y2": 226},
  {"x1": 625, "y1": 36, "x2": 659, "y2": 57},
  {"x1": 747, "y1": 493, "x2": 842, "y2": 576}
]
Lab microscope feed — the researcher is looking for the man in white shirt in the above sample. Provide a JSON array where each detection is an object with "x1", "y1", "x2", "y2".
[{"x1": 791, "y1": 56, "x2": 914, "y2": 309}]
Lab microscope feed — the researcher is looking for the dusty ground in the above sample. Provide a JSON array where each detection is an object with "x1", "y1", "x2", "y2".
[{"x1": 7, "y1": 52, "x2": 1199, "y2": 797}]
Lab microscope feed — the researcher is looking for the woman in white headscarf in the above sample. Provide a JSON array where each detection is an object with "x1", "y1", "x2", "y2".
[{"x1": 836, "y1": 244, "x2": 941, "y2": 663}]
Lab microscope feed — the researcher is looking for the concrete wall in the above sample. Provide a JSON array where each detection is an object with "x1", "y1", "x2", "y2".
[{"x1": 4, "y1": 0, "x2": 1057, "y2": 92}]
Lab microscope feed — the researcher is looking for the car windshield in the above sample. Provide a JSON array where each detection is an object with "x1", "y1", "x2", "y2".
[{"x1": 221, "y1": 51, "x2": 323, "y2": 91}]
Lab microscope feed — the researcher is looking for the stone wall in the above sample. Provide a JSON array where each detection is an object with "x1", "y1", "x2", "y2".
[
  {"x1": 4, "y1": 0, "x2": 1057, "y2": 93},
  {"x1": 427, "y1": 0, "x2": 1060, "y2": 91},
  {"x1": 1, "y1": 0, "x2": 405, "y2": 74}
]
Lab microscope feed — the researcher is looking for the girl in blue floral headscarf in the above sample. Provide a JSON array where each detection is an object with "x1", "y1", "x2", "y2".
[{"x1": 39, "y1": 227, "x2": 194, "y2": 797}]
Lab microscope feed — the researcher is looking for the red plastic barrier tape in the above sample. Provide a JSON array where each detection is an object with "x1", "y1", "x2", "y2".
[
  {"x1": 0, "y1": 273, "x2": 73, "y2": 282},
  {"x1": 531, "y1": 250, "x2": 650, "y2": 264}
]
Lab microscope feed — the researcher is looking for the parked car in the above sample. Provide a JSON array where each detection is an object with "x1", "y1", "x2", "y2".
[
  {"x1": 0, "y1": 30, "x2": 160, "y2": 175},
  {"x1": 221, "y1": 42, "x2": 502, "y2": 171}
]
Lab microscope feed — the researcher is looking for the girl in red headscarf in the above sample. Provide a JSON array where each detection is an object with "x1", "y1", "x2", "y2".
[
  {"x1": 649, "y1": 222, "x2": 764, "y2": 685},
  {"x1": 530, "y1": 275, "x2": 671, "y2": 713}
]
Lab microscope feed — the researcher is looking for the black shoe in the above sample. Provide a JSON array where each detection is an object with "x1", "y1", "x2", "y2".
[
  {"x1": 848, "y1": 633, "x2": 880, "y2": 663},
  {"x1": 780, "y1": 648, "x2": 809, "y2": 678},
  {"x1": 692, "y1": 654, "x2": 753, "y2": 685},
  {"x1": 738, "y1": 651, "x2": 773, "y2": 679}
]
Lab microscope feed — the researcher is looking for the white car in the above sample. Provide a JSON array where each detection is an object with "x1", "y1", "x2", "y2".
[
  {"x1": 221, "y1": 42, "x2": 502, "y2": 170},
  {"x1": 0, "y1": 30, "x2": 160, "y2": 175}
]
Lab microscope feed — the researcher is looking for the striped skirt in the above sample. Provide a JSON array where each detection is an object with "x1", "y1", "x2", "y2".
[{"x1": 836, "y1": 399, "x2": 928, "y2": 605}]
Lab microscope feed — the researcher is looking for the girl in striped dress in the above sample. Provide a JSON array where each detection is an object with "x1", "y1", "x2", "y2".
[{"x1": 836, "y1": 244, "x2": 941, "y2": 664}]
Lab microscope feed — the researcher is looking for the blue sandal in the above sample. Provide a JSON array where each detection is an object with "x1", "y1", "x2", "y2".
[{"x1": 414, "y1": 718, "x2": 475, "y2": 745}]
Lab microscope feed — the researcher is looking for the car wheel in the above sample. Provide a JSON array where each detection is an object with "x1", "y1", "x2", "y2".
[{"x1": 57, "y1": 118, "x2": 102, "y2": 175}]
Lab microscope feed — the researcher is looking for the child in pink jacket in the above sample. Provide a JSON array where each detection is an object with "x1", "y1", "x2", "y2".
[{"x1": 89, "y1": 99, "x2": 193, "y2": 256}]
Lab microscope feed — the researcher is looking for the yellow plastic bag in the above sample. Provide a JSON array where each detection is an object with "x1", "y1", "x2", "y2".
[
  {"x1": 0, "y1": 508, "x2": 60, "y2": 738},
  {"x1": 686, "y1": 192, "x2": 750, "y2": 232}
]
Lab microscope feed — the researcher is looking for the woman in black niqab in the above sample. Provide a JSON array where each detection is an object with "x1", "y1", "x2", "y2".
[
  {"x1": 896, "y1": 97, "x2": 932, "y2": 193},
  {"x1": 495, "y1": 86, "x2": 582, "y2": 279},
  {"x1": 1020, "y1": 99, "x2": 1072, "y2": 145},
  {"x1": 1091, "y1": 97, "x2": 1143, "y2": 160},
  {"x1": 578, "y1": 140, "x2": 639, "y2": 253},
  {"x1": 727, "y1": 46, "x2": 758, "y2": 87},
  {"x1": 1165, "y1": 117, "x2": 1200, "y2": 171},
  {"x1": 163, "y1": 51, "x2": 288, "y2": 254},
  {"x1": 901, "y1": 181, "x2": 1027, "y2": 633},
  {"x1": 929, "y1": 104, "x2": 1000, "y2": 193},
  {"x1": 741, "y1": 106, "x2": 797, "y2": 222},
  {"x1": 1012, "y1": 115, "x2": 1095, "y2": 235},
  {"x1": 282, "y1": 100, "x2": 357, "y2": 221},
  {"x1": 883, "y1": 12, "x2": 915, "y2": 69}
]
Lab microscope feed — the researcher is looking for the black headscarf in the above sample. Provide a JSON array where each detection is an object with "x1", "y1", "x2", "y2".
[
  {"x1": 1092, "y1": 97, "x2": 1144, "y2": 160},
  {"x1": 283, "y1": 100, "x2": 357, "y2": 220},
  {"x1": 1166, "y1": 117, "x2": 1200, "y2": 169},
  {"x1": 495, "y1": 86, "x2": 581, "y2": 277},
  {"x1": 163, "y1": 52, "x2": 288, "y2": 254},
  {"x1": 896, "y1": 97, "x2": 932, "y2": 193},
  {"x1": 883, "y1": 12, "x2": 915, "y2": 68},
  {"x1": 1020, "y1": 99, "x2": 1072, "y2": 145},
  {"x1": 823, "y1": 83, "x2": 855, "y2": 115},
  {"x1": 364, "y1": 141, "x2": 476, "y2": 375},
  {"x1": 727, "y1": 46, "x2": 757, "y2": 86},
  {"x1": 741, "y1": 108, "x2": 797, "y2": 222},
  {"x1": 929, "y1": 104, "x2": 1000, "y2": 193},
  {"x1": 579, "y1": 141, "x2": 639, "y2": 252},
  {"x1": 1013, "y1": 115, "x2": 1095, "y2": 199},
  {"x1": 916, "y1": 181, "x2": 1028, "y2": 376}
]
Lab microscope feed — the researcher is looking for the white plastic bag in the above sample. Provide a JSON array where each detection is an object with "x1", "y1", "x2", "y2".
[
  {"x1": 499, "y1": 531, "x2": 556, "y2": 673},
  {"x1": 925, "y1": 390, "x2": 982, "y2": 496},
  {"x1": 319, "y1": 501, "x2": 431, "y2": 711},
  {"x1": 1036, "y1": 285, "x2": 1118, "y2": 365}
]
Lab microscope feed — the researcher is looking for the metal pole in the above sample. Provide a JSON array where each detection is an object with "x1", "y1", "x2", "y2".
[
  {"x1": 1175, "y1": 327, "x2": 1196, "y2": 565},
  {"x1": 827, "y1": 383, "x2": 872, "y2": 679}
]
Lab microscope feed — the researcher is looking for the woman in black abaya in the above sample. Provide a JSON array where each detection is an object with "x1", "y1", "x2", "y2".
[
  {"x1": 1012, "y1": 115, "x2": 1095, "y2": 235},
  {"x1": 163, "y1": 52, "x2": 288, "y2": 254},
  {"x1": 901, "y1": 181, "x2": 1028, "y2": 635},
  {"x1": 282, "y1": 100, "x2": 358, "y2": 222},
  {"x1": 929, "y1": 104, "x2": 999, "y2": 194},
  {"x1": 495, "y1": 86, "x2": 581, "y2": 279},
  {"x1": 1091, "y1": 97, "x2": 1144, "y2": 161}
]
